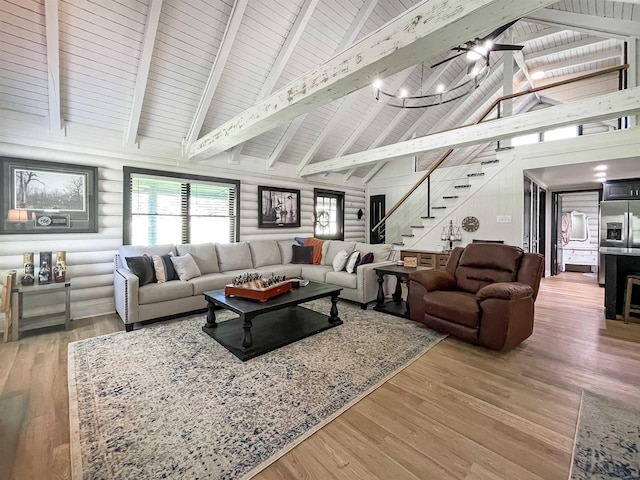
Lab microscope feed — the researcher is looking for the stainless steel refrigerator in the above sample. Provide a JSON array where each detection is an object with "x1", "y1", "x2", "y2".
[{"x1": 599, "y1": 200, "x2": 640, "y2": 284}]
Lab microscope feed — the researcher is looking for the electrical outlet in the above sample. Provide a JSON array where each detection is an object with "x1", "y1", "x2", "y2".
[{"x1": 496, "y1": 215, "x2": 512, "y2": 224}]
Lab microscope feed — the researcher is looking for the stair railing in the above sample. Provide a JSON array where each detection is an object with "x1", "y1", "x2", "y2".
[{"x1": 372, "y1": 64, "x2": 629, "y2": 237}]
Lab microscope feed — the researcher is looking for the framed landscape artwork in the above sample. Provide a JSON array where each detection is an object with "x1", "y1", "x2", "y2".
[
  {"x1": 258, "y1": 186, "x2": 301, "y2": 228},
  {"x1": 0, "y1": 157, "x2": 98, "y2": 234}
]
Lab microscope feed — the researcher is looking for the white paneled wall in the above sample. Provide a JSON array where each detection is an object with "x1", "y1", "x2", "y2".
[{"x1": 0, "y1": 148, "x2": 365, "y2": 321}]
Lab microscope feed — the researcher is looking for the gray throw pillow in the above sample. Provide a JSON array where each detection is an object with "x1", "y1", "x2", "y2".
[
  {"x1": 170, "y1": 253, "x2": 202, "y2": 281},
  {"x1": 126, "y1": 255, "x2": 156, "y2": 286}
]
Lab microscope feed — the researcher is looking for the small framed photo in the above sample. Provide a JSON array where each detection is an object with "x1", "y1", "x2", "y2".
[
  {"x1": 403, "y1": 256, "x2": 418, "y2": 267},
  {"x1": 258, "y1": 186, "x2": 300, "y2": 228}
]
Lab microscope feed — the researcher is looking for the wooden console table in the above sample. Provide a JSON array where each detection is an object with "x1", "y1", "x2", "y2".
[
  {"x1": 11, "y1": 280, "x2": 71, "y2": 341},
  {"x1": 400, "y1": 249, "x2": 450, "y2": 270}
]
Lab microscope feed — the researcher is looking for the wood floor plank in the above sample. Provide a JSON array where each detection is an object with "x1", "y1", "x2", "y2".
[{"x1": 0, "y1": 273, "x2": 639, "y2": 479}]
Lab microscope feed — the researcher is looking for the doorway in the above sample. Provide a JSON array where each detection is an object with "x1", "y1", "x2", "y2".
[
  {"x1": 550, "y1": 190, "x2": 600, "y2": 276},
  {"x1": 370, "y1": 195, "x2": 385, "y2": 244}
]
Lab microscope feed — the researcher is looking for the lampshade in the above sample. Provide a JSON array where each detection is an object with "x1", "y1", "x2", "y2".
[{"x1": 7, "y1": 209, "x2": 32, "y2": 222}]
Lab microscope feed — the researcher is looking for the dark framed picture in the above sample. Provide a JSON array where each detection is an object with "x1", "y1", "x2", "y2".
[
  {"x1": 258, "y1": 186, "x2": 300, "y2": 228},
  {"x1": 0, "y1": 157, "x2": 98, "y2": 234}
]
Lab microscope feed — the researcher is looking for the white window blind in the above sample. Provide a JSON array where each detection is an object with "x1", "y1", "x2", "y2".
[{"x1": 125, "y1": 168, "x2": 238, "y2": 245}]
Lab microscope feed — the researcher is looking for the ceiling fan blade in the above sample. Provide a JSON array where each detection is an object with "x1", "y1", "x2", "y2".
[
  {"x1": 431, "y1": 51, "x2": 465, "y2": 68},
  {"x1": 491, "y1": 43, "x2": 524, "y2": 51},
  {"x1": 482, "y1": 19, "x2": 520, "y2": 42}
]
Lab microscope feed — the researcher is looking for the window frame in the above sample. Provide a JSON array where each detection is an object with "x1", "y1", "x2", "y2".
[
  {"x1": 123, "y1": 167, "x2": 240, "y2": 245},
  {"x1": 313, "y1": 188, "x2": 345, "y2": 240}
]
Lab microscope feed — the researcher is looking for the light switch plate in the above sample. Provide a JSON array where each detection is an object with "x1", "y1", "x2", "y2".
[{"x1": 497, "y1": 215, "x2": 512, "y2": 223}]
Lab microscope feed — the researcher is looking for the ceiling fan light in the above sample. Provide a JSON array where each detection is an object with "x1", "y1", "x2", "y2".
[
  {"x1": 472, "y1": 45, "x2": 488, "y2": 56},
  {"x1": 470, "y1": 66, "x2": 480, "y2": 77},
  {"x1": 483, "y1": 40, "x2": 493, "y2": 50},
  {"x1": 466, "y1": 50, "x2": 481, "y2": 61}
]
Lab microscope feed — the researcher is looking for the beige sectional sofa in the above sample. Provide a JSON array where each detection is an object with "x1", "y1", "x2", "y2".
[{"x1": 114, "y1": 239, "x2": 396, "y2": 331}]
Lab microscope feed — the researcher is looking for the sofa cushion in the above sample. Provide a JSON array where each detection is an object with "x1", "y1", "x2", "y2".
[
  {"x1": 139, "y1": 280, "x2": 193, "y2": 305},
  {"x1": 355, "y1": 242, "x2": 392, "y2": 261},
  {"x1": 176, "y1": 243, "x2": 219, "y2": 274},
  {"x1": 323, "y1": 241, "x2": 356, "y2": 266},
  {"x1": 216, "y1": 242, "x2": 253, "y2": 271},
  {"x1": 424, "y1": 290, "x2": 480, "y2": 328},
  {"x1": 171, "y1": 253, "x2": 202, "y2": 281},
  {"x1": 332, "y1": 249, "x2": 349, "y2": 271},
  {"x1": 152, "y1": 254, "x2": 177, "y2": 283},
  {"x1": 345, "y1": 250, "x2": 360, "y2": 274},
  {"x1": 300, "y1": 265, "x2": 333, "y2": 283},
  {"x1": 267, "y1": 265, "x2": 302, "y2": 279},
  {"x1": 118, "y1": 244, "x2": 175, "y2": 270},
  {"x1": 126, "y1": 255, "x2": 156, "y2": 286},
  {"x1": 189, "y1": 273, "x2": 233, "y2": 296},
  {"x1": 249, "y1": 240, "x2": 282, "y2": 268},
  {"x1": 278, "y1": 240, "x2": 296, "y2": 264},
  {"x1": 292, "y1": 245, "x2": 313, "y2": 264},
  {"x1": 325, "y1": 270, "x2": 357, "y2": 289}
]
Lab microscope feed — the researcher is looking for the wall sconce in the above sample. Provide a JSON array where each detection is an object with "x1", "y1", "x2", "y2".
[{"x1": 357, "y1": 208, "x2": 364, "y2": 220}]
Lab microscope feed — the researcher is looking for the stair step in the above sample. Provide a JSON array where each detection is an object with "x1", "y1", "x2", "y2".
[
  {"x1": 402, "y1": 234, "x2": 415, "y2": 237},
  {"x1": 432, "y1": 206, "x2": 447, "y2": 209},
  {"x1": 392, "y1": 242, "x2": 405, "y2": 246},
  {"x1": 420, "y1": 216, "x2": 436, "y2": 219},
  {"x1": 481, "y1": 159, "x2": 499, "y2": 165},
  {"x1": 467, "y1": 172, "x2": 485, "y2": 177},
  {"x1": 454, "y1": 184, "x2": 471, "y2": 189},
  {"x1": 442, "y1": 195, "x2": 459, "y2": 199},
  {"x1": 410, "y1": 225, "x2": 424, "y2": 229}
]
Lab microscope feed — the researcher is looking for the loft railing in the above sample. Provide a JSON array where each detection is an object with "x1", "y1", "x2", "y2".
[{"x1": 371, "y1": 64, "x2": 629, "y2": 237}]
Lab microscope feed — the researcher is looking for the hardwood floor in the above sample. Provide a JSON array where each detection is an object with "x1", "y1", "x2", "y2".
[{"x1": 1, "y1": 273, "x2": 639, "y2": 479}]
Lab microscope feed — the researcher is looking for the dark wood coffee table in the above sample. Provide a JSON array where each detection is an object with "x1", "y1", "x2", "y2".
[{"x1": 202, "y1": 281, "x2": 342, "y2": 361}]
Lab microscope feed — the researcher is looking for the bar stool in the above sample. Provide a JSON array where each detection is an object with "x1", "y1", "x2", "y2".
[{"x1": 623, "y1": 273, "x2": 640, "y2": 324}]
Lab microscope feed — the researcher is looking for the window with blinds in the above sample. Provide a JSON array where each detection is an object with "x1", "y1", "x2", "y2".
[
  {"x1": 314, "y1": 188, "x2": 344, "y2": 240},
  {"x1": 123, "y1": 167, "x2": 239, "y2": 245}
]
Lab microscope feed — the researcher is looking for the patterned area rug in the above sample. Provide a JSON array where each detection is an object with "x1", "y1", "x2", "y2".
[
  {"x1": 68, "y1": 300, "x2": 445, "y2": 480},
  {"x1": 570, "y1": 390, "x2": 640, "y2": 479}
]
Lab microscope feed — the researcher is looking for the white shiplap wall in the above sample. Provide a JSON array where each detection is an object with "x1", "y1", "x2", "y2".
[{"x1": 0, "y1": 146, "x2": 365, "y2": 321}]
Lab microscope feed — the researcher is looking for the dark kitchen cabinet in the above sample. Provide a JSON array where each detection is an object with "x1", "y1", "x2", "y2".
[{"x1": 603, "y1": 180, "x2": 640, "y2": 200}]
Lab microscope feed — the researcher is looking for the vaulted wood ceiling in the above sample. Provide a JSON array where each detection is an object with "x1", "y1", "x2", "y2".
[{"x1": 1, "y1": 0, "x2": 638, "y2": 181}]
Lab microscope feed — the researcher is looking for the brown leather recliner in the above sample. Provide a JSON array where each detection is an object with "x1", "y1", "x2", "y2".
[{"x1": 408, "y1": 243, "x2": 544, "y2": 351}]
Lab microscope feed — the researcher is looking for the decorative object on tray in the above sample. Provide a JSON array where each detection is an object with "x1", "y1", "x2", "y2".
[
  {"x1": 441, "y1": 219, "x2": 462, "y2": 251},
  {"x1": 38, "y1": 251, "x2": 53, "y2": 284},
  {"x1": 54, "y1": 251, "x2": 66, "y2": 283},
  {"x1": 257, "y1": 186, "x2": 300, "y2": 228},
  {"x1": 225, "y1": 273, "x2": 292, "y2": 301},
  {"x1": 403, "y1": 256, "x2": 417, "y2": 267},
  {"x1": 462, "y1": 215, "x2": 480, "y2": 232},
  {"x1": 21, "y1": 252, "x2": 35, "y2": 286},
  {"x1": 0, "y1": 157, "x2": 98, "y2": 234}
]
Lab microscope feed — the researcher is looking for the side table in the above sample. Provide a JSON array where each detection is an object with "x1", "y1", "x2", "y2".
[
  {"x1": 11, "y1": 280, "x2": 71, "y2": 341},
  {"x1": 373, "y1": 265, "x2": 430, "y2": 318}
]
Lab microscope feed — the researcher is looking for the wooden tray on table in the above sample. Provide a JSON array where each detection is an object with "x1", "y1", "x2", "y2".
[{"x1": 224, "y1": 281, "x2": 292, "y2": 302}]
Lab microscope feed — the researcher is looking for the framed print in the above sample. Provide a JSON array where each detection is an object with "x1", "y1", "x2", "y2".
[
  {"x1": 1, "y1": 157, "x2": 98, "y2": 234},
  {"x1": 258, "y1": 186, "x2": 300, "y2": 228}
]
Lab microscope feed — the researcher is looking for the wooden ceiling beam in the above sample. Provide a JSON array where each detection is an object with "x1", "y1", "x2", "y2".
[
  {"x1": 526, "y1": 37, "x2": 608, "y2": 61},
  {"x1": 525, "y1": 8, "x2": 639, "y2": 40},
  {"x1": 44, "y1": 0, "x2": 63, "y2": 133},
  {"x1": 189, "y1": 0, "x2": 558, "y2": 161},
  {"x1": 266, "y1": 0, "x2": 379, "y2": 169},
  {"x1": 538, "y1": 48, "x2": 622, "y2": 73},
  {"x1": 124, "y1": 0, "x2": 162, "y2": 146},
  {"x1": 183, "y1": 0, "x2": 249, "y2": 151},
  {"x1": 299, "y1": 86, "x2": 640, "y2": 175}
]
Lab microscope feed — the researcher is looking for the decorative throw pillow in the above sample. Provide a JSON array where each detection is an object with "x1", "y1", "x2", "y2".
[
  {"x1": 357, "y1": 252, "x2": 374, "y2": 269},
  {"x1": 291, "y1": 245, "x2": 313, "y2": 264},
  {"x1": 152, "y1": 253, "x2": 177, "y2": 283},
  {"x1": 170, "y1": 253, "x2": 202, "y2": 281},
  {"x1": 294, "y1": 237, "x2": 308, "y2": 246},
  {"x1": 303, "y1": 237, "x2": 325, "y2": 265},
  {"x1": 332, "y1": 249, "x2": 349, "y2": 272},
  {"x1": 126, "y1": 255, "x2": 156, "y2": 286},
  {"x1": 345, "y1": 250, "x2": 360, "y2": 274}
]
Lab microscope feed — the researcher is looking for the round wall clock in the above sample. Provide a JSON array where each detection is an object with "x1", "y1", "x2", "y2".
[{"x1": 462, "y1": 216, "x2": 480, "y2": 232}]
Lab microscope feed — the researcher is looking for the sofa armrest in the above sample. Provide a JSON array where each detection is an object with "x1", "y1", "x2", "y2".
[
  {"x1": 114, "y1": 267, "x2": 139, "y2": 324},
  {"x1": 476, "y1": 282, "x2": 533, "y2": 301},
  {"x1": 356, "y1": 260, "x2": 394, "y2": 303},
  {"x1": 409, "y1": 269, "x2": 456, "y2": 292}
]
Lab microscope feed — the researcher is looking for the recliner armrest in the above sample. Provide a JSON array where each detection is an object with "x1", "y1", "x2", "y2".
[
  {"x1": 408, "y1": 270, "x2": 456, "y2": 292},
  {"x1": 476, "y1": 282, "x2": 533, "y2": 301}
]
